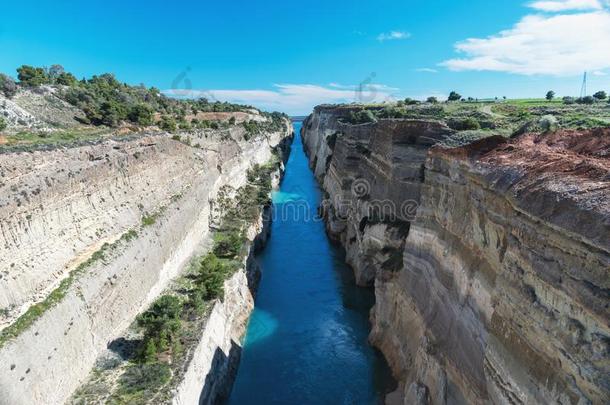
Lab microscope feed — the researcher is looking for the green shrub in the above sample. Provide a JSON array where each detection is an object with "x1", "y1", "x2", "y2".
[
  {"x1": 55, "y1": 72, "x2": 77, "y2": 86},
  {"x1": 160, "y1": 115, "x2": 177, "y2": 132},
  {"x1": 128, "y1": 104, "x2": 154, "y2": 126},
  {"x1": 113, "y1": 362, "x2": 171, "y2": 403},
  {"x1": 136, "y1": 295, "x2": 182, "y2": 361},
  {"x1": 0, "y1": 116, "x2": 6, "y2": 131},
  {"x1": 577, "y1": 96, "x2": 595, "y2": 105},
  {"x1": 17, "y1": 65, "x2": 49, "y2": 87},
  {"x1": 213, "y1": 231, "x2": 244, "y2": 258},
  {"x1": 593, "y1": 91, "x2": 607, "y2": 100},
  {"x1": 449, "y1": 117, "x2": 480, "y2": 130},
  {"x1": 195, "y1": 255, "x2": 230, "y2": 300},
  {"x1": 348, "y1": 109, "x2": 377, "y2": 124}
]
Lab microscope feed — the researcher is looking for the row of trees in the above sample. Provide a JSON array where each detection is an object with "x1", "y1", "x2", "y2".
[
  {"x1": 547, "y1": 90, "x2": 607, "y2": 104},
  {"x1": 1, "y1": 64, "x2": 257, "y2": 129}
]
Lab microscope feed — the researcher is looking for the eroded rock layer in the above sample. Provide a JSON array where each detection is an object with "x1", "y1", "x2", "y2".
[
  {"x1": 0, "y1": 121, "x2": 292, "y2": 404},
  {"x1": 302, "y1": 105, "x2": 609, "y2": 405}
]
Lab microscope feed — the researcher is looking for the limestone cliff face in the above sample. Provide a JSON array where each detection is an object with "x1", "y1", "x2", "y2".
[
  {"x1": 302, "y1": 106, "x2": 609, "y2": 405},
  {"x1": 0, "y1": 120, "x2": 292, "y2": 404}
]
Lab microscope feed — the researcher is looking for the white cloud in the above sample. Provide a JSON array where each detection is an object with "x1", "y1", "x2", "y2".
[
  {"x1": 377, "y1": 31, "x2": 411, "y2": 42},
  {"x1": 415, "y1": 68, "x2": 438, "y2": 73},
  {"x1": 164, "y1": 83, "x2": 399, "y2": 115},
  {"x1": 592, "y1": 70, "x2": 608, "y2": 75},
  {"x1": 528, "y1": 0, "x2": 603, "y2": 11},
  {"x1": 441, "y1": 10, "x2": 610, "y2": 75}
]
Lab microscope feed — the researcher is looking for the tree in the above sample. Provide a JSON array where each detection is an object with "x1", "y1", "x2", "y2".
[
  {"x1": 56, "y1": 72, "x2": 77, "y2": 86},
  {"x1": 159, "y1": 115, "x2": 177, "y2": 132},
  {"x1": 17, "y1": 65, "x2": 49, "y2": 86},
  {"x1": 563, "y1": 96, "x2": 575, "y2": 105},
  {"x1": 426, "y1": 96, "x2": 438, "y2": 104},
  {"x1": 447, "y1": 91, "x2": 462, "y2": 102},
  {"x1": 137, "y1": 295, "x2": 182, "y2": 361},
  {"x1": 128, "y1": 104, "x2": 154, "y2": 126},
  {"x1": 593, "y1": 91, "x2": 607, "y2": 100},
  {"x1": 0, "y1": 74, "x2": 18, "y2": 98},
  {"x1": 99, "y1": 101, "x2": 125, "y2": 126},
  {"x1": 143, "y1": 339, "x2": 158, "y2": 363},
  {"x1": 48, "y1": 64, "x2": 65, "y2": 81},
  {"x1": 546, "y1": 90, "x2": 555, "y2": 101},
  {"x1": 403, "y1": 98, "x2": 419, "y2": 105},
  {"x1": 577, "y1": 96, "x2": 595, "y2": 105}
]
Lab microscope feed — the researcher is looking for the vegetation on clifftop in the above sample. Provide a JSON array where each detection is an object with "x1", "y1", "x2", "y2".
[{"x1": 336, "y1": 96, "x2": 610, "y2": 140}]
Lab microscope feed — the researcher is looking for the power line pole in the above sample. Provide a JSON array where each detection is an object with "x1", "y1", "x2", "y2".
[{"x1": 580, "y1": 71, "x2": 587, "y2": 98}]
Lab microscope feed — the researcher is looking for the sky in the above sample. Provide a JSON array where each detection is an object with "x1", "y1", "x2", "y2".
[{"x1": 1, "y1": 0, "x2": 609, "y2": 115}]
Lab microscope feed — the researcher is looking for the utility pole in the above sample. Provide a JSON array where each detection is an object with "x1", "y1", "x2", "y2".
[{"x1": 580, "y1": 71, "x2": 587, "y2": 98}]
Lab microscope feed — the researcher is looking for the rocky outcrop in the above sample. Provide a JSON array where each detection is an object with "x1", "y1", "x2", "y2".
[
  {"x1": 302, "y1": 105, "x2": 609, "y2": 405},
  {"x1": 0, "y1": 119, "x2": 292, "y2": 404}
]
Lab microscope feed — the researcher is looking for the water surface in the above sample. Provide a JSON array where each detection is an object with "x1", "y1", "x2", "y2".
[{"x1": 227, "y1": 122, "x2": 394, "y2": 404}]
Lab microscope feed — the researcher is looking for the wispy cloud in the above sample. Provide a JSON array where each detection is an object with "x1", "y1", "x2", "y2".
[
  {"x1": 164, "y1": 83, "x2": 400, "y2": 115},
  {"x1": 528, "y1": 0, "x2": 603, "y2": 11},
  {"x1": 377, "y1": 31, "x2": 411, "y2": 42},
  {"x1": 415, "y1": 68, "x2": 438, "y2": 73},
  {"x1": 440, "y1": 9, "x2": 610, "y2": 76}
]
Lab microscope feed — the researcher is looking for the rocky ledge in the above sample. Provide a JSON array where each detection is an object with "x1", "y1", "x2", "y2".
[{"x1": 302, "y1": 105, "x2": 609, "y2": 405}]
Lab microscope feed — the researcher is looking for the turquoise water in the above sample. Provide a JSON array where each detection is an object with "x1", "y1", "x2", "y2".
[{"x1": 227, "y1": 122, "x2": 395, "y2": 404}]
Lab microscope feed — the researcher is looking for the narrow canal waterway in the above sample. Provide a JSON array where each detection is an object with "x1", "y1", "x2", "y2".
[{"x1": 227, "y1": 122, "x2": 395, "y2": 404}]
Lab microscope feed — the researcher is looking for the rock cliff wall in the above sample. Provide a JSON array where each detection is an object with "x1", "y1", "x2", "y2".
[
  {"x1": 302, "y1": 105, "x2": 609, "y2": 405},
  {"x1": 0, "y1": 120, "x2": 292, "y2": 404}
]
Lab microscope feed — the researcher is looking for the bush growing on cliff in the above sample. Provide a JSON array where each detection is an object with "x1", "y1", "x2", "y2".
[
  {"x1": 213, "y1": 231, "x2": 244, "y2": 258},
  {"x1": 0, "y1": 116, "x2": 6, "y2": 131},
  {"x1": 136, "y1": 295, "x2": 182, "y2": 361},
  {"x1": 195, "y1": 254, "x2": 230, "y2": 300},
  {"x1": 448, "y1": 117, "x2": 480, "y2": 131},
  {"x1": 347, "y1": 109, "x2": 378, "y2": 124},
  {"x1": 113, "y1": 362, "x2": 171, "y2": 403}
]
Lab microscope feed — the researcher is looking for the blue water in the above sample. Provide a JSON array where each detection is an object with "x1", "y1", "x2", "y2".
[{"x1": 227, "y1": 122, "x2": 395, "y2": 405}]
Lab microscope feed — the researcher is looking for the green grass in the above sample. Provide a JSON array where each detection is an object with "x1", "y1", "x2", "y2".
[{"x1": 1, "y1": 128, "x2": 114, "y2": 149}]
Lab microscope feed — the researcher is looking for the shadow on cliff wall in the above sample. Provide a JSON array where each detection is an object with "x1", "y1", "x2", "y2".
[{"x1": 199, "y1": 341, "x2": 242, "y2": 405}]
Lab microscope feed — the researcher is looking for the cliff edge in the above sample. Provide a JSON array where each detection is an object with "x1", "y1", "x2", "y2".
[{"x1": 302, "y1": 105, "x2": 609, "y2": 404}]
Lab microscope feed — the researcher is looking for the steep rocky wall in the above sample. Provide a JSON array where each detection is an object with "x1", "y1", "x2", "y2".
[
  {"x1": 172, "y1": 164, "x2": 287, "y2": 405},
  {"x1": 0, "y1": 122, "x2": 292, "y2": 404},
  {"x1": 302, "y1": 106, "x2": 609, "y2": 405}
]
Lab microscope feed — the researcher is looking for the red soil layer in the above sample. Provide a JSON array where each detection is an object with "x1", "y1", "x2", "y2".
[
  {"x1": 480, "y1": 128, "x2": 610, "y2": 181},
  {"x1": 434, "y1": 128, "x2": 610, "y2": 182}
]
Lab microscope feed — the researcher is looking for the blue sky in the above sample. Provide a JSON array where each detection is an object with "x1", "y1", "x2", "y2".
[{"x1": 1, "y1": 0, "x2": 609, "y2": 114}]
